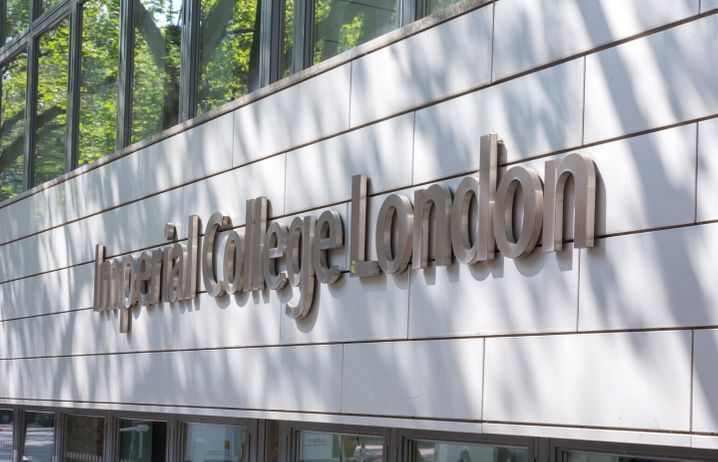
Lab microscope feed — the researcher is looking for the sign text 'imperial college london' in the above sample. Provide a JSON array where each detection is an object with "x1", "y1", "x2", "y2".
[{"x1": 93, "y1": 134, "x2": 597, "y2": 333}]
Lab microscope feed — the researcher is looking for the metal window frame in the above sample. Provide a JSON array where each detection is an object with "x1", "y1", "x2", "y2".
[
  {"x1": 111, "y1": 410, "x2": 178, "y2": 462},
  {"x1": 175, "y1": 414, "x2": 255, "y2": 462},
  {"x1": 16, "y1": 407, "x2": 61, "y2": 462},
  {"x1": 549, "y1": 437, "x2": 718, "y2": 462},
  {"x1": 398, "y1": 428, "x2": 538, "y2": 462},
  {"x1": 280, "y1": 420, "x2": 396, "y2": 461}
]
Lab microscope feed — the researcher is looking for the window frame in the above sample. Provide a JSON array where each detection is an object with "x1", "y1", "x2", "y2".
[
  {"x1": 176, "y1": 414, "x2": 255, "y2": 462},
  {"x1": 399, "y1": 428, "x2": 537, "y2": 462},
  {"x1": 549, "y1": 437, "x2": 718, "y2": 462},
  {"x1": 282, "y1": 420, "x2": 395, "y2": 462}
]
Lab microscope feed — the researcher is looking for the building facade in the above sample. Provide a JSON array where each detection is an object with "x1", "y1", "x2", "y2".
[{"x1": 1, "y1": 0, "x2": 718, "y2": 461}]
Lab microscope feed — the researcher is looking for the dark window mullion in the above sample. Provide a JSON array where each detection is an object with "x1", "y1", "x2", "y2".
[{"x1": 22, "y1": 35, "x2": 38, "y2": 189}]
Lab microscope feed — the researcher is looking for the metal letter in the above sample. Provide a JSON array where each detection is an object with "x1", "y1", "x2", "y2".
[
  {"x1": 263, "y1": 222, "x2": 288, "y2": 290},
  {"x1": 168, "y1": 244, "x2": 185, "y2": 303},
  {"x1": 375, "y1": 194, "x2": 414, "y2": 274},
  {"x1": 314, "y1": 210, "x2": 344, "y2": 284},
  {"x1": 479, "y1": 133, "x2": 498, "y2": 261},
  {"x1": 543, "y1": 152, "x2": 597, "y2": 251},
  {"x1": 412, "y1": 184, "x2": 452, "y2": 269},
  {"x1": 223, "y1": 230, "x2": 246, "y2": 295},
  {"x1": 252, "y1": 197, "x2": 268, "y2": 291},
  {"x1": 349, "y1": 175, "x2": 380, "y2": 277},
  {"x1": 93, "y1": 244, "x2": 105, "y2": 311},
  {"x1": 135, "y1": 251, "x2": 153, "y2": 306},
  {"x1": 147, "y1": 249, "x2": 163, "y2": 305},
  {"x1": 493, "y1": 166, "x2": 544, "y2": 259},
  {"x1": 184, "y1": 215, "x2": 201, "y2": 299},
  {"x1": 121, "y1": 255, "x2": 138, "y2": 309},
  {"x1": 450, "y1": 176, "x2": 480, "y2": 264},
  {"x1": 284, "y1": 216, "x2": 316, "y2": 319},
  {"x1": 202, "y1": 211, "x2": 233, "y2": 298}
]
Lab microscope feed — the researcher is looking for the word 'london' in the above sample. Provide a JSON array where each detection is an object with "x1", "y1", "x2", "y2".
[{"x1": 93, "y1": 134, "x2": 597, "y2": 333}]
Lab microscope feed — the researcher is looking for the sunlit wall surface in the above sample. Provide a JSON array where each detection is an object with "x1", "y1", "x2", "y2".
[{"x1": 0, "y1": 0, "x2": 465, "y2": 200}]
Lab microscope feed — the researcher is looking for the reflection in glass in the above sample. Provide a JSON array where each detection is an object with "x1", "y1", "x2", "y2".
[
  {"x1": 131, "y1": 0, "x2": 182, "y2": 142},
  {"x1": 0, "y1": 52, "x2": 27, "y2": 201},
  {"x1": 0, "y1": 410, "x2": 12, "y2": 462},
  {"x1": 23, "y1": 412, "x2": 55, "y2": 462},
  {"x1": 79, "y1": 0, "x2": 120, "y2": 165},
  {"x1": 312, "y1": 0, "x2": 396, "y2": 64},
  {"x1": 298, "y1": 431, "x2": 383, "y2": 462},
  {"x1": 197, "y1": 0, "x2": 261, "y2": 115},
  {"x1": 33, "y1": 17, "x2": 70, "y2": 187},
  {"x1": 424, "y1": 0, "x2": 460, "y2": 16},
  {"x1": 279, "y1": 0, "x2": 294, "y2": 77},
  {"x1": 181, "y1": 422, "x2": 247, "y2": 462},
  {"x1": 42, "y1": 0, "x2": 62, "y2": 15},
  {"x1": 64, "y1": 415, "x2": 105, "y2": 462},
  {"x1": 563, "y1": 451, "x2": 682, "y2": 462},
  {"x1": 411, "y1": 440, "x2": 529, "y2": 462},
  {"x1": 117, "y1": 419, "x2": 167, "y2": 462},
  {"x1": 2, "y1": 0, "x2": 30, "y2": 44}
]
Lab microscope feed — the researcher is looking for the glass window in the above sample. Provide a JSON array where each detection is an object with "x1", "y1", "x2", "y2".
[
  {"x1": 23, "y1": 412, "x2": 55, "y2": 462},
  {"x1": 312, "y1": 0, "x2": 396, "y2": 64},
  {"x1": 63, "y1": 415, "x2": 105, "y2": 462},
  {"x1": 0, "y1": 51, "x2": 27, "y2": 201},
  {"x1": 131, "y1": 0, "x2": 182, "y2": 143},
  {"x1": 298, "y1": 431, "x2": 383, "y2": 462},
  {"x1": 33, "y1": 17, "x2": 70, "y2": 187},
  {"x1": 424, "y1": 0, "x2": 460, "y2": 16},
  {"x1": 41, "y1": 0, "x2": 62, "y2": 16},
  {"x1": 78, "y1": 0, "x2": 120, "y2": 165},
  {"x1": 410, "y1": 440, "x2": 529, "y2": 462},
  {"x1": 562, "y1": 450, "x2": 691, "y2": 462},
  {"x1": 197, "y1": 0, "x2": 261, "y2": 115},
  {"x1": 279, "y1": 0, "x2": 294, "y2": 77},
  {"x1": 0, "y1": 410, "x2": 13, "y2": 462},
  {"x1": 116, "y1": 418, "x2": 167, "y2": 462},
  {"x1": 2, "y1": 0, "x2": 30, "y2": 44},
  {"x1": 180, "y1": 422, "x2": 248, "y2": 462}
]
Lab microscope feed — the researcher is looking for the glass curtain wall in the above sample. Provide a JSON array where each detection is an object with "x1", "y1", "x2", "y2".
[
  {"x1": 2, "y1": 0, "x2": 30, "y2": 44},
  {"x1": 0, "y1": 51, "x2": 27, "y2": 201},
  {"x1": 196, "y1": 0, "x2": 262, "y2": 115},
  {"x1": 78, "y1": 0, "x2": 121, "y2": 165},
  {"x1": 23, "y1": 412, "x2": 55, "y2": 462},
  {"x1": 0, "y1": 410, "x2": 12, "y2": 462},
  {"x1": 180, "y1": 422, "x2": 248, "y2": 462},
  {"x1": 409, "y1": 440, "x2": 529, "y2": 462},
  {"x1": 63, "y1": 415, "x2": 105, "y2": 462},
  {"x1": 131, "y1": 0, "x2": 182, "y2": 143},
  {"x1": 298, "y1": 431, "x2": 384, "y2": 462},
  {"x1": 116, "y1": 418, "x2": 168, "y2": 462},
  {"x1": 32, "y1": 17, "x2": 70, "y2": 186},
  {"x1": 0, "y1": 0, "x2": 448, "y2": 197},
  {"x1": 312, "y1": 0, "x2": 396, "y2": 64}
]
